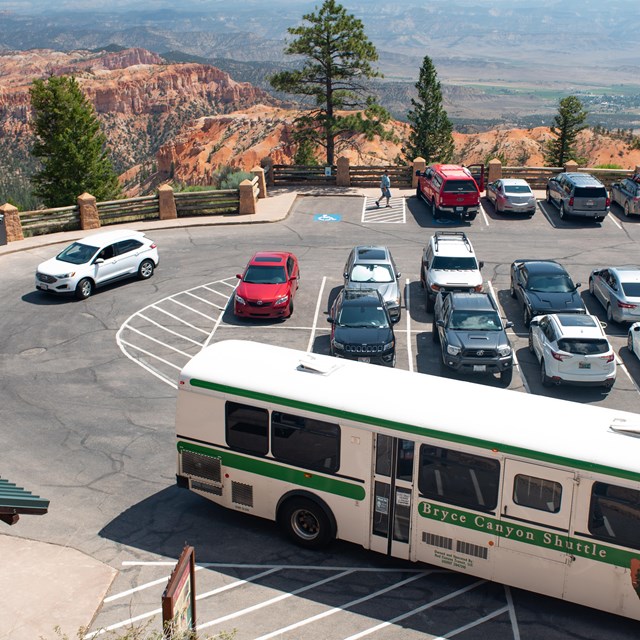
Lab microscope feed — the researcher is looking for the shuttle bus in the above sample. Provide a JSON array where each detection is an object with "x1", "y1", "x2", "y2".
[{"x1": 175, "y1": 340, "x2": 640, "y2": 620}]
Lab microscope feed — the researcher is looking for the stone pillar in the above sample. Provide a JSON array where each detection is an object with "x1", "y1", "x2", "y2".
[
  {"x1": 239, "y1": 179, "x2": 257, "y2": 215},
  {"x1": 487, "y1": 158, "x2": 502, "y2": 184},
  {"x1": 261, "y1": 157, "x2": 274, "y2": 187},
  {"x1": 635, "y1": 165, "x2": 640, "y2": 175},
  {"x1": 77, "y1": 192, "x2": 100, "y2": 230},
  {"x1": 336, "y1": 156, "x2": 350, "y2": 187},
  {"x1": 251, "y1": 166, "x2": 267, "y2": 199},
  {"x1": 412, "y1": 157, "x2": 426, "y2": 188},
  {"x1": 0, "y1": 202, "x2": 23, "y2": 242},
  {"x1": 158, "y1": 184, "x2": 177, "y2": 220},
  {"x1": 564, "y1": 160, "x2": 579, "y2": 172}
]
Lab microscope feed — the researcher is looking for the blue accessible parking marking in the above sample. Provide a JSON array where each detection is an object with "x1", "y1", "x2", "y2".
[{"x1": 313, "y1": 213, "x2": 341, "y2": 222}]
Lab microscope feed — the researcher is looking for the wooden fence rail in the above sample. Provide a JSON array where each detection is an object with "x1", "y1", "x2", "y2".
[
  {"x1": 174, "y1": 189, "x2": 239, "y2": 217},
  {"x1": 19, "y1": 205, "x2": 80, "y2": 236},
  {"x1": 97, "y1": 195, "x2": 159, "y2": 226}
]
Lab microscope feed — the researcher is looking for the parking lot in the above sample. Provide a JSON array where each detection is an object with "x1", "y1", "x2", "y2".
[{"x1": 2, "y1": 190, "x2": 640, "y2": 639}]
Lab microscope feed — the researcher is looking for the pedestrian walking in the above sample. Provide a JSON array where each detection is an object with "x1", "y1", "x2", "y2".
[{"x1": 375, "y1": 170, "x2": 392, "y2": 208}]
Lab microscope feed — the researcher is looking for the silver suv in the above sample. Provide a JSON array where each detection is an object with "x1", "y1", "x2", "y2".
[
  {"x1": 343, "y1": 246, "x2": 402, "y2": 322},
  {"x1": 546, "y1": 172, "x2": 609, "y2": 221},
  {"x1": 420, "y1": 231, "x2": 483, "y2": 312}
]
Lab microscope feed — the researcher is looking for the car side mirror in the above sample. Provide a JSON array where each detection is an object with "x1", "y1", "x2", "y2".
[
  {"x1": 94, "y1": 258, "x2": 104, "y2": 264},
  {"x1": 530, "y1": 318, "x2": 540, "y2": 327},
  {"x1": 599, "y1": 321, "x2": 608, "y2": 329},
  {"x1": 575, "y1": 282, "x2": 582, "y2": 289},
  {"x1": 436, "y1": 319, "x2": 445, "y2": 327},
  {"x1": 423, "y1": 261, "x2": 429, "y2": 269},
  {"x1": 236, "y1": 273, "x2": 242, "y2": 279},
  {"x1": 396, "y1": 272, "x2": 401, "y2": 278},
  {"x1": 327, "y1": 317, "x2": 334, "y2": 324},
  {"x1": 343, "y1": 272, "x2": 348, "y2": 279},
  {"x1": 478, "y1": 261, "x2": 484, "y2": 269},
  {"x1": 634, "y1": 326, "x2": 640, "y2": 332},
  {"x1": 504, "y1": 320, "x2": 514, "y2": 329}
]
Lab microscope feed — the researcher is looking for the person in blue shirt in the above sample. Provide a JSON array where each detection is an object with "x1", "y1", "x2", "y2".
[{"x1": 375, "y1": 170, "x2": 391, "y2": 208}]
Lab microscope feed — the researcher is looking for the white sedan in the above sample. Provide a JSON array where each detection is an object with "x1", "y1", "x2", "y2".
[
  {"x1": 35, "y1": 228, "x2": 159, "y2": 300},
  {"x1": 628, "y1": 322, "x2": 640, "y2": 360},
  {"x1": 486, "y1": 178, "x2": 537, "y2": 216},
  {"x1": 529, "y1": 313, "x2": 616, "y2": 389}
]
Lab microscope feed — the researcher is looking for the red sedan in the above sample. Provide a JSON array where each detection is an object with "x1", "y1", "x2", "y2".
[{"x1": 234, "y1": 251, "x2": 300, "y2": 319}]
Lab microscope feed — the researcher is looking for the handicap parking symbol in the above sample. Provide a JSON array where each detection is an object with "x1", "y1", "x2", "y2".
[{"x1": 314, "y1": 214, "x2": 341, "y2": 222}]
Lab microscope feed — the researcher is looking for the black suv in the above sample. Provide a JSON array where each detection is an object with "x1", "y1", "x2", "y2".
[
  {"x1": 433, "y1": 291, "x2": 514, "y2": 385},
  {"x1": 328, "y1": 289, "x2": 396, "y2": 367}
]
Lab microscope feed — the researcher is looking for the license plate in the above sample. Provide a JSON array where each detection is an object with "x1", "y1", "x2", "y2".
[
  {"x1": 358, "y1": 357, "x2": 370, "y2": 363},
  {"x1": 456, "y1": 207, "x2": 464, "y2": 212},
  {"x1": 579, "y1": 362, "x2": 591, "y2": 369},
  {"x1": 586, "y1": 200, "x2": 594, "y2": 206},
  {"x1": 473, "y1": 364, "x2": 486, "y2": 372}
]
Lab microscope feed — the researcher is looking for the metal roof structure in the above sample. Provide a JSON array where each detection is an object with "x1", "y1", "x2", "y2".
[{"x1": 0, "y1": 477, "x2": 49, "y2": 525}]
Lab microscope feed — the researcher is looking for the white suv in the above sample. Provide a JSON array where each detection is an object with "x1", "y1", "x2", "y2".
[
  {"x1": 35, "y1": 229, "x2": 159, "y2": 300},
  {"x1": 420, "y1": 231, "x2": 484, "y2": 312},
  {"x1": 529, "y1": 313, "x2": 616, "y2": 389}
]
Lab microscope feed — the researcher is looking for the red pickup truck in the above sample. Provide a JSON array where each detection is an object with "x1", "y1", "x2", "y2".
[{"x1": 416, "y1": 164, "x2": 484, "y2": 221}]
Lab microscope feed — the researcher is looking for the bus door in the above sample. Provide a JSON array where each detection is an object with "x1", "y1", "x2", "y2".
[
  {"x1": 495, "y1": 459, "x2": 576, "y2": 597},
  {"x1": 370, "y1": 434, "x2": 415, "y2": 560}
]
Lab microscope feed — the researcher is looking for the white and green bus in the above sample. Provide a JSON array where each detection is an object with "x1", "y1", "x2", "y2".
[{"x1": 175, "y1": 339, "x2": 640, "y2": 620}]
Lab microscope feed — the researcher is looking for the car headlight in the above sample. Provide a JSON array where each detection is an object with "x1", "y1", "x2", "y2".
[
  {"x1": 332, "y1": 340, "x2": 344, "y2": 350},
  {"x1": 57, "y1": 272, "x2": 75, "y2": 279},
  {"x1": 384, "y1": 340, "x2": 395, "y2": 350},
  {"x1": 235, "y1": 294, "x2": 246, "y2": 305},
  {"x1": 498, "y1": 345, "x2": 512, "y2": 357},
  {"x1": 274, "y1": 295, "x2": 289, "y2": 306},
  {"x1": 447, "y1": 345, "x2": 461, "y2": 356}
]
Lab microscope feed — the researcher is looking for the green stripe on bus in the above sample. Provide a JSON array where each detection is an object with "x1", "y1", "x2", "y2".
[
  {"x1": 178, "y1": 441, "x2": 366, "y2": 501},
  {"x1": 418, "y1": 500, "x2": 638, "y2": 568},
  {"x1": 189, "y1": 378, "x2": 640, "y2": 484}
]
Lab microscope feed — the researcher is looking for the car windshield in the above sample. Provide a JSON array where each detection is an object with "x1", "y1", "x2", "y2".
[
  {"x1": 337, "y1": 304, "x2": 389, "y2": 328},
  {"x1": 56, "y1": 242, "x2": 100, "y2": 265},
  {"x1": 443, "y1": 180, "x2": 477, "y2": 193},
  {"x1": 349, "y1": 264, "x2": 394, "y2": 283},
  {"x1": 504, "y1": 185, "x2": 532, "y2": 194},
  {"x1": 621, "y1": 282, "x2": 640, "y2": 297},
  {"x1": 431, "y1": 256, "x2": 478, "y2": 270},
  {"x1": 449, "y1": 311, "x2": 502, "y2": 331},
  {"x1": 527, "y1": 274, "x2": 574, "y2": 292},
  {"x1": 557, "y1": 338, "x2": 609, "y2": 355},
  {"x1": 243, "y1": 265, "x2": 286, "y2": 284}
]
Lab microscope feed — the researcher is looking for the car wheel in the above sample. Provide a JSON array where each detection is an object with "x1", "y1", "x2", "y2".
[
  {"x1": 589, "y1": 277, "x2": 595, "y2": 296},
  {"x1": 540, "y1": 361, "x2": 552, "y2": 387},
  {"x1": 628, "y1": 331, "x2": 634, "y2": 354},
  {"x1": 509, "y1": 277, "x2": 517, "y2": 299},
  {"x1": 523, "y1": 305, "x2": 532, "y2": 327},
  {"x1": 432, "y1": 201, "x2": 440, "y2": 219},
  {"x1": 279, "y1": 498, "x2": 333, "y2": 550},
  {"x1": 390, "y1": 353, "x2": 397, "y2": 368},
  {"x1": 559, "y1": 202, "x2": 566, "y2": 220},
  {"x1": 75, "y1": 278, "x2": 93, "y2": 300},
  {"x1": 624, "y1": 202, "x2": 631, "y2": 217},
  {"x1": 606, "y1": 304, "x2": 614, "y2": 323},
  {"x1": 288, "y1": 300, "x2": 294, "y2": 317},
  {"x1": 500, "y1": 367, "x2": 513, "y2": 387},
  {"x1": 432, "y1": 319, "x2": 439, "y2": 343},
  {"x1": 138, "y1": 259, "x2": 155, "y2": 280}
]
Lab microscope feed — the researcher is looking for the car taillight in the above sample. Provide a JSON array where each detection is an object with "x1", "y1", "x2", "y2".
[
  {"x1": 617, "y1": 301, "x2": 637, "y2": 309},
  {"x1": 551, "y1": 350, "x2": 569, "y2": 362},
  {"x1": 569, "y1": 197, "x2": 574, "y2": 206},
  {"x1": 605, "y1": 197, "x2": 610, "y2": 207},
  {"x1": 600, "y1": 354, "x2": 615, "y2": 363},
  {"x1": 150, "y1": 243, "x2": 157, "y2": 249}
]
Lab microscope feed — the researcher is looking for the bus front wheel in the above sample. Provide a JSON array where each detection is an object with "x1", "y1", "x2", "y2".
[{"x1": 280, "y1": 498, "x2": 333, "y2": 550}]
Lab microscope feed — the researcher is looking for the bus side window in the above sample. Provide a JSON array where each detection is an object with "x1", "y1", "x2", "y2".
[
  {"x1": 513, "y1": 474, "x2": 562, "y2": 513},
  {"x1": 225, "y1": 401, "x2": 269, "y2": 456},
  {"x1": 588, "y1": 482, "x2": 640, "y2": 551},
  {"x1": 418, "y1": 444, "x2": 500, "y2": 513}
]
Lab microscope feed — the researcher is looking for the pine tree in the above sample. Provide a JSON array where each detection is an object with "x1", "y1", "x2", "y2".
[
  {"x1": 270, "y1": 0, "x2": 392, "y2": 166},
  {"x1": 543, "y1": 96, "x2": 588, "y2": 167},
  {"x1": 403, "y1": 55, "x2": 454, "y2": 163},
  {"x1": 30, "y1": 75, "x2": 121, "y2": 207}
]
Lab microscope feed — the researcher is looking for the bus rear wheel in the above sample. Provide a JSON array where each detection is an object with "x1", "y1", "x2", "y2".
[{"x1": 280, "y1": 498, "x2": 333, "y2": 550}]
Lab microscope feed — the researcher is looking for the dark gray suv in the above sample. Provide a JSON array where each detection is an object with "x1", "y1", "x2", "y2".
[
  {"x1": 433, "y1": 291, "x2": 514, "y2": 385},
  {"x1": 546, "y1": 172, "x2": 609, "y2": 221}
]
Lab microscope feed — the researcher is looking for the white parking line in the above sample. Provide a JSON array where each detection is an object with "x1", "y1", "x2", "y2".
[
  {"x1": 405, "y1": 277, "x2": 413, "y2": 372},
  {"x1": 150, "y1": 305, "x2": 210, "y2": 335},
  {"x1": 307, "y1": 276, "x2": 327, "y2": 352},
  {"x1": 607, "y1": 212, "x2": 622, "y2": 230},
  {"x1": 167, "y1": 296, "x2": 217, "y2": 320},
  {"x1": 137, "y1": 312, "x2": 203, "y2": 347},
  {"x1": 480, "y1": 202, "x2": 490, "y2": 226},
  {"x1": 435, "y1": 605, "x2": 510, "y2": 638},
  {"x1": 183, "y1": 290, "x2": 226, "y2": 309},
  {"x1": 123, "y1": 325, "x2": 193, "y2": 358}
]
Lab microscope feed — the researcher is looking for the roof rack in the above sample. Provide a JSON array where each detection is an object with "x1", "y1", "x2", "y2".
[{"x1": 433, "y1": 231, "x2": 472, "y2": 253}]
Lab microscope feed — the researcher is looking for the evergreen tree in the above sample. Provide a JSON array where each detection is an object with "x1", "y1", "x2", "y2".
[
  {"x1": 30, "y1": 75, "x2": 121, "y2": 207},
  {"x1": 270, "y1": 0, "x2": 392, "y2": 166},
  {"x1": 543, "y1": 95, "x2": 588, "y2": 167},
  {"x1": 403, "y1": 55, "x2": 454, "y2": 163}
]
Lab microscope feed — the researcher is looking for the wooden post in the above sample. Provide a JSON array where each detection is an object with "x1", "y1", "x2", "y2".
[
  {"x1": 412, "y1": 157, "x2": 426, "y2": 188},
  {"x1": 158, "y1": 184, "x2": 177, "y2": 220},
  {"x1": 251, "y1": 166, "x2": 267, "y2": 198},
  {"x1": 488, "y1": 158, "x2": 502, "y2": 183},
  {"x1": 77, "y1": 192, "x2": 100, "y2": 230},
  {"x1": 336, "y1": 156, "x2": 350, "y2": 187},
  {"x1": 0, "y1": 202, "x2": 23, "y2": 242},
  {"x1": 239, "y1": 179, "x2": 257, "y2": 215}
]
